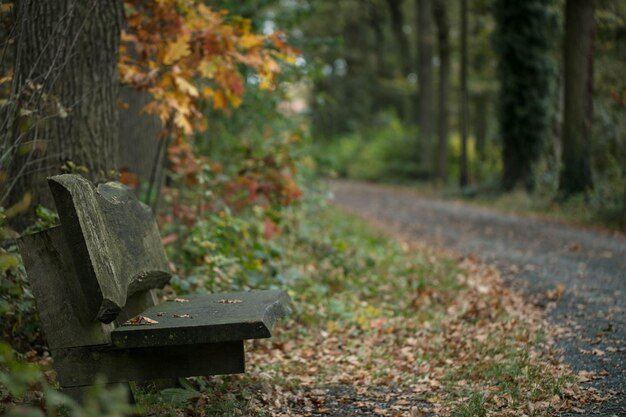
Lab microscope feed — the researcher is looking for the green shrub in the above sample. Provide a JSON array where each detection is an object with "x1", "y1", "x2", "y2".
[
  {"x1": 315, "y1": 112, "x2": 421, "y2": 181},
  {"x1": 0, "y1": 342, "x2": 135, "y2": 417}
]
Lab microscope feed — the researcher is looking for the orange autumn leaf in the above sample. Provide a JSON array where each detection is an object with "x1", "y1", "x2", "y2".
[{"x1": 163, "y1": 33, "x2": 191, "y2": 65}]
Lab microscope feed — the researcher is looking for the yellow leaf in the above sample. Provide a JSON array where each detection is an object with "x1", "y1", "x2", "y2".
[
  {"x1": 271, "y1": 50, "x2": 297, "y2": 65},
  {"x1": 199, "y1": 60, "x2": 218, "y2": 78},
  {"x1": 174, "y1": 112, "x2": 193, "y2": 134},
  {"x1": 239, "y1": 33, "x2": 264, "y2": 49},
  {"x1": 227, "y1": 92, "x2": 242, "y2": 108},
  {"x1": 212, "y1": 90, "x2": 227, "y2": 110},
  {"x1": 5, "y1": 192, "x2": 32, "y2": 218},
  {"x1": 164, "y1": 33, "x2": 191, "y2": 65},
  {"x1": 0, "y1": 254, "x2": 19, "y2": 272},
  {"x1": 174, "y1": 76, "x2": 199, "y2": 97},
  {"x1": 201, "y1": 87, "x2": 214, "y2": 99}
]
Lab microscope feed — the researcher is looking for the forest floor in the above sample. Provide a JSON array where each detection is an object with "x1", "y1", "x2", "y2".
[
  {"x1": 5, "y1": 179, "x2": 624, "y2": 417},
  {"x1": 329, "y1": 180, "x2": 625, "y2": 416}
]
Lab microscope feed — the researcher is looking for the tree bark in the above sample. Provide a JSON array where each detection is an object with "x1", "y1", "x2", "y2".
[
  {"x1": 118, "y1": 87, "x2": 162, "y2": 194},
  {"x1": 459, "y1": 0, "x2": 469, "y2": 187},
  {"x1": 416, "y1": 0, "x2": 434, "y2": 177},
  {"x1": 5, "y1": 0, "x2": 123, "y2": 222},
  {"x1": 474, "y1": 93, "x2": 488, "y2": 162},
  {"x1": 386, "y1": 0, "x2": 411, "y2": 76},
  {"x1": 433, "y1": 0, "x2": 450, "y2": 183},
  {"x1": 559, "y1": 0, "x2": 594, "y2": 195},
  {"x1": 386, "y1": 0, "x2": 412, "y2": 122}
]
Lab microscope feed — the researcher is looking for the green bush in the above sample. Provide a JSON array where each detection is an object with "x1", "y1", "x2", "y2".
[
  {"x1": 315, "y1": 112, "x2": 421, "y2": 181},
  {"x1": 0, "y1": 342, "x2": 135, "y2": 417}
]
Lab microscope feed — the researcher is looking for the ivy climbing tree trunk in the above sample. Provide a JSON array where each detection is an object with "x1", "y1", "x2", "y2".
[
  {"x1": 494, "y1": 0, "x2": 558, "y2": 191},
  {"x1": 5, "y1": 0, "x2": 123, "y2": 221},
  {"x1": 433, "y1": 0, "x2": 450, "y2": 183},
  {"x1": 559, "y1": 0, "x2": 594, "y2": 196},
  {"x1": 416, "y1": 0, "x2": 434, "y2": 177}
]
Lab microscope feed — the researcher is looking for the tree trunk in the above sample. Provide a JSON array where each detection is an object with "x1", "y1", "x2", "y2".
[
  {"x1": 474, "y1": 93, "x2": 488, "y2": 169},
  {"x1": 416, "y1": 0, "x2": 434, "y2": 177},
  {"x1": 386, "y1": 0, "x2": 412, "y2": 77},
  {"x1": 559, "y1": 0, "x2": 594, "y2": 196},
  {"x1": 386, "y1": 0, "x2": 412, "y2": 122},
  {"x1": 5, "y1": 0, "x2": 123, "y2": 224},
  {"x1": 433, "y1": 0, "x2": 450, "y2": 183},
  {"x1": 459, "y1": 0, "x2": 469, "y2": 187},
  {"x1": 118, "y1": 86, "x2": 162, "y2": 195}
]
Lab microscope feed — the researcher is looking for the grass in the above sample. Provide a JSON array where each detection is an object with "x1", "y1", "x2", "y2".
[
  {"x1": 451, "y1": 391, "x2": 487, "y2": 417},
  {"x1": 399, "y1": 180, "x2": 626, "y2": 232},
  {"x1": 140, "y1": 195, "x2": 585, "y2": 416},
  {"x1": 1, "y1": 191, "x2": 589, "y2": 416}
]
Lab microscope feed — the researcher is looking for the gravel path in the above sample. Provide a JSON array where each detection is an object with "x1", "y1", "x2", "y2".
[{"x1": 330, "y1": 180, "x2": 626, "y2": 416}]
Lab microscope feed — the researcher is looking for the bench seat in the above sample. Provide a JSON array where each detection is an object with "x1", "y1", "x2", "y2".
[{"x1": 111, "y1": 289, "x2": 291, "y2": 348}]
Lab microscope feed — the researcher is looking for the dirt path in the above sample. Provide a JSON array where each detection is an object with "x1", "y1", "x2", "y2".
[{"x1": 330, "y1": 180, "x2": 626, "y2": 416}]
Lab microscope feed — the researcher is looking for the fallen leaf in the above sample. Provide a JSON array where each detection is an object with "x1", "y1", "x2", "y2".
[
  {"x1": 546, "y1": 283, "x2": 566, "y2": 301},
  {"x1": 123, "y1": 315, "x2": 158, "y2": 326},
  {"x1": 172, "y1": 314, "x2": 192, "y2": 318},
  {"x1": 567, "y1": 241, "x2": 582, "y2": 252},
  {"x1": 217, "y1": 299, "x2": 243, "y2": 304}
]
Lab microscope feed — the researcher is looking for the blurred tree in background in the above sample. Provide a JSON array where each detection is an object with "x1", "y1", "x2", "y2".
[
  {"x1": 303, "y1": 0, "x2": 624, "y2": 226},
  {"x1": 493, "y1": 0, "x2": 559, "y2": 191},
  {"x1": 0, "y1": 0, "x2": 624, "y2": 230},
  {"x1": 560, "y1": 0, "x2": 595, "y2": 196}
]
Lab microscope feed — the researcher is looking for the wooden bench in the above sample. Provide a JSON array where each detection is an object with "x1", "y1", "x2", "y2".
[{"x1": 17, "y1": 174, "x2": 291, "y2": 399}]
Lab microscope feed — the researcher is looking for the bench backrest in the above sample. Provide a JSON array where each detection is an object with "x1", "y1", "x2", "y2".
[{"x1": 47, "y1": 174, "x2": 172, "y2": 324}]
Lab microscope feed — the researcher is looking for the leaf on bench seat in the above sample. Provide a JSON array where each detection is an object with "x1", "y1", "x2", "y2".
[
  {"x1": 123, "y1": 315, "x2": 159, "y2": 326},
  {"x1": 217, "y1": 299, "x2": 243, "y2": 304}
]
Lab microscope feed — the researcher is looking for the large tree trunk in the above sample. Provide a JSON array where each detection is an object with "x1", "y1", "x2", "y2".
[
  {"x1": 433, "y1": 0, "x2": 450, "y2": 183},
  {"x1": 4, "y1": 0, "x2": 123, "y2": 225},
  {"x1": 416, "y1": 0, "x2": 434, "y2": 177},
  {"x1": 495, "y1": 0, "x2": 557, "y2": 191},
  {"x1": 459, "y1": 0, "x2": 469, "y2": 187},
  {"x1": 559, "y1": 0, "x2": 594, "y2": 195}
]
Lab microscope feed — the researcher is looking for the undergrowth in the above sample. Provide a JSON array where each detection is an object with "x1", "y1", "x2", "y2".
[{"x1": 1, "y1": 185, "x2": 589, "y2": 416}]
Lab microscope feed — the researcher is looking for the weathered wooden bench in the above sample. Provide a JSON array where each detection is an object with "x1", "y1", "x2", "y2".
[{"x1": 17, "y1": 174, "x2": 291, "y2": 399}]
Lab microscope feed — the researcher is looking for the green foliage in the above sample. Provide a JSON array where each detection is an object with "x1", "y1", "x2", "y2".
[
  {"x1": 167, "y1": 207, "x2": 284, "y2": 294},
  {"x1": 493, "y1": 0, "x2": 560, "y2": 189},
  {"x1": 591, "y1": 1, "x2": 626, "y2": 226},
  {"x1": 0, "y1": 243, "x2": 41, "y2": 353},
  {"x1": 315, "y1": 112, "x2": 421, "y2": 181},
  {"x1": 0, "y1": 203, "x2": 62, "y2": 354},
  {"x1": 0, "y1": 342, "x2": 135, "y2": 417},
  {"x1": 451, "y1": 391, "x2": 487, "y2": 417}
]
